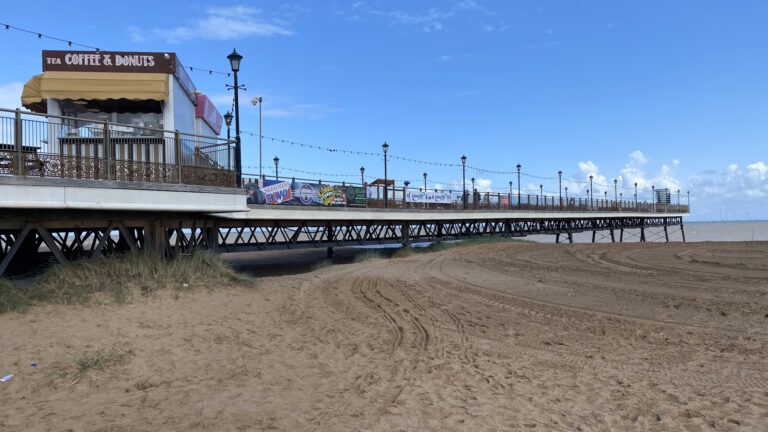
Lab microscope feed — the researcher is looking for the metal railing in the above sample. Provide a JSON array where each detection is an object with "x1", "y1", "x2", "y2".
[
  {"x1": 241, "y1": 174, "x2": 689, "y2": 214},
  {"x1": 366, "y1": 188, "x2": 689, "y2": 213},
  {"x1": 0, "y1": 108, "x2": 236, "y2": 187}
]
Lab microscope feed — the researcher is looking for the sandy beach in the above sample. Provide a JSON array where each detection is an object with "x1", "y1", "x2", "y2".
[{"x1": 1, "y1": 241, "x2": 767, "y2": 431}]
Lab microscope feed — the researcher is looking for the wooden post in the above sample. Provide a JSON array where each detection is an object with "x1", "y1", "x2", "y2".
[
  {"x1": 175, "y1": 130, "x2": 182, "y2": 184},
  {"x1": 14, "y1": 109, "x2": 22, "y2": 175}
]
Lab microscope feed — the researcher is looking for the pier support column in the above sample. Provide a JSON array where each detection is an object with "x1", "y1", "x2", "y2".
[
  {"x1": 680, "y1": 223, "x2": 686, "y2": 243},
  {"x1": 620, "y1": 228, "x2": 624, "y2": 243},
  {"x1": 144, "y1": 220, "x2": 168, "y2": 256},
  {"x1": 555, "y1": 233, "x2": 560, "y2": 243},
  {"x1": 663, "y1": 221, "x2": 669, "y2": 243},
  {"x1": 610, "y1": 228, "x2": 615, "y2": 243},
  {"x1": 401, "y1": 223, "x2": 410, "y2": 246},
  {"x1": 206, "y1": 227, "x2": 219, "y2": 252},
  {"x1": 326, "y1": 247, "x2": 334, "y2": 258},
  {"x1": 640, "y1": 219, "x2": 646, "y2": 243},
  {"x1": 592, "y1": 230, "x2": 596, "y2": 243}
]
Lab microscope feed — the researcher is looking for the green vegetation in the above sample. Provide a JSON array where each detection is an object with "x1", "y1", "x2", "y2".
[
  {"x1": 310, "y1": 258, "x2": 334, "y2": 272},
  {"x1": 0, "y1": 250, "x2": 251, "y2": 314},
  {"x1": 74, "y1": 341, "x2": 136, "y2": 380}
]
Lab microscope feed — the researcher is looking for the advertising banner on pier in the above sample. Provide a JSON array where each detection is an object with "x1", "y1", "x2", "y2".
[
  {"x1": 245, "y1": 181, "x2": 361, "y2": 207},
  {"x1": 320, "y1": 185, "x2": 347, "y2": 206},
  {"x1": 405, "y1": 189, "x2": 453, "y2": 204},
  {"x1": 262, "y1": 181, "x2": 293, "y2": 205},
  {"x1": 293, "y1": 182, "x2": 323, "y2": 206}
]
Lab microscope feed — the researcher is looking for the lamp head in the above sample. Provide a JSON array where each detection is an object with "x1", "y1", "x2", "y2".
[
  {"x1": 273, "y1": 156, "x2": 279, "y2": 165},
  {"x1": 360, "y1": 166, "x2": 365, "y2": 174},
  {"x1": 381, "y1": 142, "x2": 389, "y2": 153},
  {"x1": 516, "y1": 163, "x2": 521, "y2": 171},
  {"x1": 461, "y1": 154, "x2": 466, "y2": 164},
  {"x1": 227, "y1": 48, "x2": 243, "y2": 72},
  {"x1": 223, "y1": 111, "x2": 233, "y2": 127}
]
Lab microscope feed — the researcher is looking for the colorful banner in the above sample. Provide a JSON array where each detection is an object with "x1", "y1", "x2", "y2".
[
  {"x1": 262, "y1": 181, "x2": 293, "y2": 205},
  {"x1": 245, "y1": 182, "x2": 361, "y2": 207},
  {"x1": 345, "y1": 186, "x2": 366, "y2": 207},
  {"x1": 320, "y1": 185, "x2": 347, "y2": 206},
  {"x1": 294, "y1": 182, "x2": 323, "y2": 206},
  {"x1": 405, "y1": 189, "x2": 453, "y2": 204}
]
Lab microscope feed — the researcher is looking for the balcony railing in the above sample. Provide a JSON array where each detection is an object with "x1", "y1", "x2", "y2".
[{"x1": 0, "y1": 108, "x2": 235, "y2": 187}]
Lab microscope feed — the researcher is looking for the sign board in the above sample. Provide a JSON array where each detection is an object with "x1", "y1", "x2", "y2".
[
  {"x1": 42, "y1": 50, "x2": 176, "y2": 73},
  {"x1": 195, "y1": 94, "x2": 223, "y2": 135}
]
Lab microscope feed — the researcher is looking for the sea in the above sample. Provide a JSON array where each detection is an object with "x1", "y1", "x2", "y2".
[{"x1": 526, "y1": 220, "x2": 768, "y2": 243}]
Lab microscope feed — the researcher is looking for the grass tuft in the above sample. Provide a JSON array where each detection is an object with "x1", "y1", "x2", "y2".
[
  {"x1": 0, "y1": 250, "x2": 251, "y2": 314},
  {"x1": 74, "y1": 341, "x2": 136, "y2": 379},
  {"x1": 311, "y1": 259, "x2": 334, "y2": 272}
]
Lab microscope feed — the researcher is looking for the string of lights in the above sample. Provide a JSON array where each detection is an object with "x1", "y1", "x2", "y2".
[
  {"x1": 1, "y1": 21, "x2": 234, "y2": 80},
  {"x1": 1, "y1": 21, "x2": 101, "y2": 50}
]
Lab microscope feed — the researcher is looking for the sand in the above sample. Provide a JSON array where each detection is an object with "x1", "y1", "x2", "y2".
[{"x1": 1, "y1": 241, "x2": 767, "y2": 431}]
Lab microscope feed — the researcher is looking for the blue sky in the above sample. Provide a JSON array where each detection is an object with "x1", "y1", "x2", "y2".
[{"x1": 1, "y1": 1, "x2": 766, "y2": 220}]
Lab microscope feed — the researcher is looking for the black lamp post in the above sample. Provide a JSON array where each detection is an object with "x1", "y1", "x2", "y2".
[
  {"x1": 652, "y1": 185, "x2": 655, "y2": 212},
  {"x1": 508, "y1": 181, "x2": 512, "y2": 208},
  {"x1": 360, "y1": 166, "x2": 365, "y2": 186},
  {"x1": 589, "y1": 175, "x2": 594, "y2": 210},
  {"x1": 471, "y1": 177, "x2": 475, "y2": 208},
  {"x1": 223, "y1": 111, "x2": 232, "y2": 140},
  {"x1": 423, "y1": 172, "x2": 428, "y2": 209},
  {"x1": 558, "y1": 170, "x2": 562, "y2": 210},
  {"x1": 565, "y1": 186, "x2": 568, "y2": 208},
  {"x1": 516, "y1": 163, "x2": 521, "y2": 210},
  {"x1": 687, "y1": 190, "x2": 690, "y2": 207},
  {"x1": 613, "y1": 179, "x2": 618, "y2": 209},
  {"x1": 273, "y1": 156, "x2": 279, "y2": 180},
  {"x1": 634, "y1": 182, "x2": 638, "y2": 207},
  {"x1": 461, "y1": 155, "x2": 467, "y2": 209},
  {"x1": 539, "y1": 184, "x2": 543, "y2": 207},
  {"x1": 677, "y1": 189, "x2": 680, "y2": 206},
  {"x1": 226, "y1": 48, "x2": 244, "y2": 187},
  {"x1": 382, "y1": 142, "x2": 389, "y2": 208}
]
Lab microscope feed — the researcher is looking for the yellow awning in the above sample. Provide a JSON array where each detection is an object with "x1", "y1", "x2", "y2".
[
  {"x1": 21, "y1": 74, "x2": 46, "y2": 113},
  {"x1": 21, "y1": 71, "x2": 169, "y2": 111}
]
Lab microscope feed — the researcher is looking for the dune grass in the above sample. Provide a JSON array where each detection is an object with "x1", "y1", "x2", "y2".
[{"x1": 0, "y1": 250, "x2": 251, "y2": 314}]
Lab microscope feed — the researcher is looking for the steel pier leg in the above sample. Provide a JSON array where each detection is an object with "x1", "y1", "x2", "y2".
[
  {"x1": 592, "y1": 230, "x2": 596, "y2": 243},
  {"x1": 620, "y1": 228, "x2": 624, "y2": 243},
  {"x1": 326, "y1": 247, "x2": 334, "y2": 258},
  {"x1": 0, "y1": 224, "x2": 32, "y2": 276},
  {"x1": 206, "y1": 227, "x2": 219, "y2": 252},
  {"x1": 640, "y1": 226, "x2": 646, "y2": 242},
  {"x1": 664, "y1": 223, "x2": 669, "y2": 243},
  {"x1": 680, "y1": 223, "x2": 686, "y2": 242},
  {"x1": 555, "y1": 233, "x2": 560, "y2": 243},
  {"x1": 610, "y1": 228, "x2": 615, "y2": 243}
]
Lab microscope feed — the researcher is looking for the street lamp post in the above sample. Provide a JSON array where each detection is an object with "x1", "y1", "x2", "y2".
[
  {"x1": 226, "y1": 49, "x2": 244, "y2": 188},
  {"x1": 471, "y1": 177, "x2": 475, "y2": 208},
  {"x1": 539, "y1": 184, "x2": 543, "y2": 208},
  {"x1": 461, "y1": 155, "x2": 467, "y2": 210},
  {"x1": 508, "y1": 181, "x2": 512, "y2": 209},
  {"x1": 589, "y1": 175, "x2": 594, "y2": 210},
  {"x1": 613, "y1": 179, "x2": 618, "y2": 209},
  {"x1": 620, "y1": 192, "x2": 623, "y2": 209},
  {"x1": 565, "y1": 186, "x2": 568, "y2": 208},
  {"x1": 634, "y1": 182, "x2": 638, "y2": 208},
  {"x1": 652, "y1": 185, "x2": 655, "y2": 213},
  {"x1": 223, "y1": 111, "x2": 233, "y2": 173},
  {"x1": 677, "y1": 189, "x2": 680, "y2": 207},
  {"x1": 687, "y1": 190, "x2": 690, "y2": 208},
  {"x1": 423, "y1": 172, "x2": 428, "y2": 209},
  {"x1": 516, "y1": 163, "x2": 521, "y2": 210},
  {"x1": 558, "y1": 170, "x2": 562, "y2": 210},
  {"x1": 382, "y1": 142, "x2": 389, "y2": 208},
  {"x1": 360, "y1": 166, "x2": 365, "y2": 186},
  {"x1": 251, "y1": 96, "x2": 263, "y2": 180},
  {"x1": 273, "y1": 156, "x2": 279, "y2": 180}
]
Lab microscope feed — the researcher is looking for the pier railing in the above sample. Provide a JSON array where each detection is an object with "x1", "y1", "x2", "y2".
[{"x1": 0, "y1": 108, "x2": 235, "y2": 187}]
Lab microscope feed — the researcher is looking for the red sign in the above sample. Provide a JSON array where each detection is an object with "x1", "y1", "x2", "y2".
[{"x1": 195, "y1": 93, "x2": 223, "y2": 135}]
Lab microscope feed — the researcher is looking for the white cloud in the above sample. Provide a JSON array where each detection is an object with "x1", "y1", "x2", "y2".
[
  {"x1": 339, "y1": 1, "x2": 503, "y2": 33},
  {"x1": 475, "y1": 178, "x2": 492, "y2": 192},
  {"x1": 687, "y1": 161, "x2": 768, "y2": 220},
  {"x1": 128, "y1": 6, "x2": 293, "y2": 44},
  {"x1": 0, "y1": 81, "x2": 24, "y2": 109}
]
